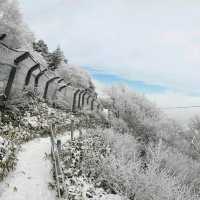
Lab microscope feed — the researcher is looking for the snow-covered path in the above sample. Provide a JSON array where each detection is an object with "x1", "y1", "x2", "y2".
[{"x1": 0, "y1": 137, "x2": 57, "y2": 200}]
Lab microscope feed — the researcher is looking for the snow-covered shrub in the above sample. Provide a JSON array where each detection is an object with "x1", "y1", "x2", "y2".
[
  {"x1": 189, "y1": 116, "x2": 200, "y2": 135},
  {"x1": 0, "y1": 136, "x2": 17, "y2": 180},
  {"x1": 18, "y1": 100, "x2": 73, "y2": 137},
  {"x1": 188, "y1": 116, "x2": 200, "y2": 157},
  {"x1": 77, "y1": 111, "x2": 109, "y2": 130},
  {"x1": 79, "y1": 128, "x2": 199, "y2": 200},
  {"x1": 81, "y1": 131, "x2": 111, "y2": 180},
  {"x1": 0, "y1": 95, "x2": 74, "y2": 144},
  {"x1": 58, "y1": 137, "x2": 112, "y2": 199},
  {"x1": 109, "y1": 118, "x2": 128, "y2": 134},
  {"x1": 152, "y1": 142, "x2": 200, "y2": 195}
]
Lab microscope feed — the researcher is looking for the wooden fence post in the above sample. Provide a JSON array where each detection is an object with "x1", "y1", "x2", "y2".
[
  {"x1": 57, "y1": 140, "x2": 61, "y2": 155},
  {"x1": 71, "y1": 119, "x2": 74, "y2": 141},
  {"x1": 79, "y1": 129, "x2": 82, "y2": 139}
]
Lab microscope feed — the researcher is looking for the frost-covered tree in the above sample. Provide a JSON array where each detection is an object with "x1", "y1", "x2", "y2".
[
  {"x1": 105, "y1": 85, "x2": 162, "y2": 143},
  {"x1": 48, "y1": 46, "x2": 64, "y2": 70},
  {"x1": 105, "y1": 85, "x2": 194, "y2": 158},
  {"x1": 0, "y1": 0, "x2": 34, "y2": 48},
  {"x1": 33, "y1": 40, "x2": 49, "y2": 59},
  {"x1": 189, "y1": 116, "x2": 200, "y2": 135},
  {"x1": 106, "y1": 85, "x2": 161, "y2": 123},
  {"x1": 33, "y1": 41, "x2": 65, "y2": 71},
  {"x1": 57, "y1": 63, "x2": 95, "y2": 90}
]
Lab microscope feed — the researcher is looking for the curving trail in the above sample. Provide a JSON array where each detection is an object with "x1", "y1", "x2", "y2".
[{"x1": 0, "y1": 137, "x2": 56, "y2": 200}]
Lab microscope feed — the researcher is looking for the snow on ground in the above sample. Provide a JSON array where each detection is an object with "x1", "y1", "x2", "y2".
[
  {"x1": 0, "y1": 129, "x2": 80, "y2": 200},
  {"x1": 98, "y1": 194, "x2": 124, "y2": 200},
  {"x1": 0, "y1": 137, "x2": 56, "y2": 200}
]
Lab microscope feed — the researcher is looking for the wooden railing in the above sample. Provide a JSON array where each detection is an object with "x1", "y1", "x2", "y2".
[{"x1": 50, "y1": 124, "x2": 68, "y2": 199}]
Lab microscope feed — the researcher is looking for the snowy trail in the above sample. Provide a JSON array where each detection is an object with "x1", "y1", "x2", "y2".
[{"x1": 0, "y1": 136, "x2": 58, "y2": 200}]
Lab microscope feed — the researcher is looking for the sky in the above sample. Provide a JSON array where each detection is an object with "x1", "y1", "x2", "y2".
[{"x1": 19, "y1": 0, "x2": 200, "y2": 123}]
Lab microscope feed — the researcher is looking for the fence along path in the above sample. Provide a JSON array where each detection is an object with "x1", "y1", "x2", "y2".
[
  {"x1": 50, "y1": 124, "x2": 68, "y2": 199},
  {"x1": 0, "y1": 34, "x2": 103, "y2": 112},
  {"x1": 50, "y1": 121, "x2": 84, "y2": 199}
]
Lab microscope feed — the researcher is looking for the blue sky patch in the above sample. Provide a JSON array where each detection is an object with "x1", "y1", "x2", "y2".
[{"x1": 83, "y1": 66, "x2": 168, "y2": 94}]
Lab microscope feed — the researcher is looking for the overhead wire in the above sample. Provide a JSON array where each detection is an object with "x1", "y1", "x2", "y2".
[{"x1": 160, "y1": 105, "x2": 200, "y2": 110}]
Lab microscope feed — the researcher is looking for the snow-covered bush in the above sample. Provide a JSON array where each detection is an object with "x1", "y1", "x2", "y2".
[
  {"x1": 188, "y1": 115, "x2": 200, "y2": 157},
  {"x1": 109, "y1": 118, "x2": 128, "y2": 134},
  {"x1": 0, "y1": 96, "x2": 73, "y2": 144},
  {"x1": 75, "y1": 111, "x2": 109, "y2": 130},
  {"x1": 153, "y1": 143, "x2": 200, "y2": 195},
  {"x1": 189, "y1": 116, "x2": 200, "y2": 135},
  {"x1": 0, "y1": 136, "x2": 17, "y2": 180},
  {"x1": 79, "y1": 128, "x2": 199, "y2": 200},
  {"x1": 57, "y1": 138, "x2": 112, "y2": 199}
]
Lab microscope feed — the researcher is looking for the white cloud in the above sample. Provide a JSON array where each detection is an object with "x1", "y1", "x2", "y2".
[
  {"x1": 147, "y1": 92, "x2": 200, "y2": 124},
  {"x1": 20, "y1": 0, "x2": 200, "y2": 95}
]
